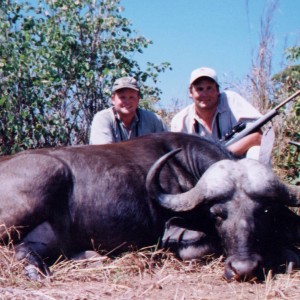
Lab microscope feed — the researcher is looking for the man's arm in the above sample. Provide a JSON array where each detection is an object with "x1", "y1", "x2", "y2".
[
  {"x1": 227, "y1": 131, "x2": 262, "y2": 156},
  {"x1": 89, "y1": 111, "x2": 115, "y2": 145}
]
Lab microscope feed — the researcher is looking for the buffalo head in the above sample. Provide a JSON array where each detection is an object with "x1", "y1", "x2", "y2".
[{"x1": 146, "y1": 149, "x2": 300, "y2": 281}]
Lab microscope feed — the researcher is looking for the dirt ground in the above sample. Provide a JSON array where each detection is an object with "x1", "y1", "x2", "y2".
[{"x1": 1, "y1": 247, "x2": 300, "y2": 300}]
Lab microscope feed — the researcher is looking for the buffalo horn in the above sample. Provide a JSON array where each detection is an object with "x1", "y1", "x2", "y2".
[{"x1": 146, "y1": 148, "x2": 210, "y2": 212}]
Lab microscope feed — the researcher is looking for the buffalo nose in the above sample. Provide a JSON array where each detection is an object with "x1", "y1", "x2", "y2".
[{"x1": 224, "y1": 254, "x2": 262, "y2": 282}]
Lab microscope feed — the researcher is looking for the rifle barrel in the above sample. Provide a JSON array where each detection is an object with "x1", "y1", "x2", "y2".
[
  {"x1": 289, "y1": 141, "x2": 300, "y2": 148},
  {"x1": 274, "y1": 90, "x2": 300, "y2": 111}
]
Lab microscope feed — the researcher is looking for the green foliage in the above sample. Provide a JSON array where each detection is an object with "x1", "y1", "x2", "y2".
[
  {"x1": 0, "y1": 0, "x2": 171, "y2": 154},
  {"x1": 286, "y1": 46, "x2": 300, "y2": 62},
  {"x1": 272, "y1": 46, "x2": 300, "y2": 184}
]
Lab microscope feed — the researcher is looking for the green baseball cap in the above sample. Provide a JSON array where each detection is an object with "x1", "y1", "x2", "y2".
[{"x1": 112, "y1": 77, "x2": 139, "y2": 92}]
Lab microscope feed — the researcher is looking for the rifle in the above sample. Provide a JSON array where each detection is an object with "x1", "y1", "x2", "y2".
[
  {"x1": 289, "y1": 140, "x2": 300, "y2": 148},
  {"x1": 225, "y1": 90, "x2": 300, "y2": 147}
]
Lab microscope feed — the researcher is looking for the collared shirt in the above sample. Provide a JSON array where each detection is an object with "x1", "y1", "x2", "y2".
[
  {"x1": 89, "y1": 107, "x2": 168, "y2": 145},
  {"x1": 171, "y1": 90, "x2": 262, "y2": 141},
  {"x1": 114, "y1": 108, "x2": 140, "y2": 141}
]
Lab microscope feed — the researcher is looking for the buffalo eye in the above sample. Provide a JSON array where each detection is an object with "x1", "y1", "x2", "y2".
[
  {"x1": 210, "y1": 204, "x2": 227, "y2": 223},
  {"x1": 257, "y1": 204, "x2": 273, "y2": 215},
  {"x1": 253, "y1": 203, "x2": 275, "y2": 221}
]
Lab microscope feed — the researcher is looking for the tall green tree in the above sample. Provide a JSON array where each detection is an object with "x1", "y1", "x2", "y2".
[{"x1": 0, "y1": 0, "x2": 170, "y2": 154}]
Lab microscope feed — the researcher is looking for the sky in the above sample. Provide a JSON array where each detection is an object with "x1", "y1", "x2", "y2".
[{"x1": 120, "y1": 0, "x2": 300, "y2": 109}]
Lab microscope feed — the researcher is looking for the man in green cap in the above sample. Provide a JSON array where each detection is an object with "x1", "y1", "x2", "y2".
[{"x1": 90, "y1": 76, "x2": 167, "y2": 144}]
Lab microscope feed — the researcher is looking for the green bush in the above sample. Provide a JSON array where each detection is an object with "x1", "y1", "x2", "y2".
[{"x1": 0, "y1": 0, "x2": 170, "y2": 154}]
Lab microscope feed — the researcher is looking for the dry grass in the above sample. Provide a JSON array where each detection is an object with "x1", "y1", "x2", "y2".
[{"x1": 1, "y1": 244, "x2": 300, "y2": 299}]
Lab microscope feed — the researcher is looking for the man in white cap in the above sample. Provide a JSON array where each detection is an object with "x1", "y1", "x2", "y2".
[
  {"x1": 90, "y1": 76, "x2": 167, "y2": 144},
  {"x1": 171, "y1": 67, "x2": 263, "y2": 158}
]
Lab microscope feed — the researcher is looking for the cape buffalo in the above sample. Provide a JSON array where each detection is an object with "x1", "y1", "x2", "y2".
[{"x1": 0, "y1": 132, "x2": 299, "y2": 281}]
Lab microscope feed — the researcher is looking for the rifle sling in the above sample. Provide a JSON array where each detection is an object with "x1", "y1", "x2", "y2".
[{"x1": 194, "y1": 113, "x2": 222, "y2": 140}]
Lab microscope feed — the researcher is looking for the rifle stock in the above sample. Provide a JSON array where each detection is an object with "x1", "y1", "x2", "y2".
[{"x1": 225, "y1": 90, "x2": 300, "y2": 147}]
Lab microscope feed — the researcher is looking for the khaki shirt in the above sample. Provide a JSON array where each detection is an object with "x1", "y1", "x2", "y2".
[{"x1": 90, "y1": 107, "x2": 168, "y2": 145}]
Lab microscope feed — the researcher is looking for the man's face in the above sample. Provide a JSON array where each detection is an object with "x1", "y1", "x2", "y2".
[
  {"x1": 112, "y1": 88, "x2": 140, "y2": 117},
  {"x1": 189, "y1": 78, "x2": 219, "y2": 112}
]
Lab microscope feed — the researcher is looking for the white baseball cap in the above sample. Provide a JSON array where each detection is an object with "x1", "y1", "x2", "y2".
[{"x1": 189, "y1": 67, "x2": 218, "y2": 86}]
